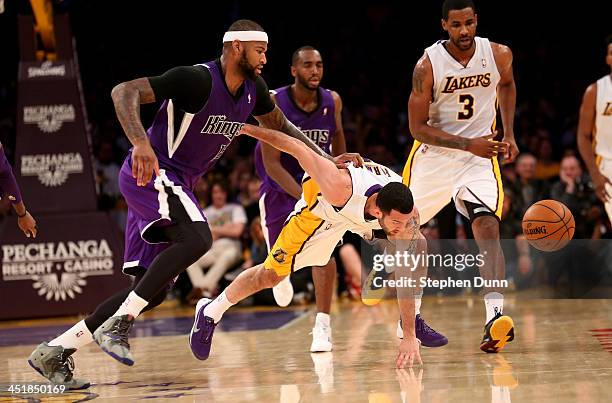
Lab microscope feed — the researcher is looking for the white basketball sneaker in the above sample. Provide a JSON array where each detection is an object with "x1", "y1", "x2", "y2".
[
  {"x1": 273, "y1": 276, "x2": 294, "y2": 307},
  {"x1": 310, "y1": 322, "x2": 333, "y2": 352}
]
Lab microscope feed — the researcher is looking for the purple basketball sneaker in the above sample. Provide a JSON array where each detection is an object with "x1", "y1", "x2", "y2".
[
  {"x1": 190, "y1": 298, "x2": 217, "y2": 360},
  {"x1": 397, "y1": 315, "x2": 448, "y2": 347}
]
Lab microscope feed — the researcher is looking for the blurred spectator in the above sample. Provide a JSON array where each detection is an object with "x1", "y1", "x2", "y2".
[
  {"x1": 93, "y1": 139, "x2": 126, "y2": 228},
  {"x1": 235, "y1": 171, "x2": 254, "y2": 205},
  {"x1": 534, "y1": 138, "x2": 560, "y2": 180},
  {"x1": 243, "y1": 176, "x2": 262, "y2": 224},
  {"x1": 550, "y1": 155, "x2": 602, "y2": 239},
  {"x1": 186, "y1": 180, "x2": 247, "y2": 304},
  {"x1": 240, "y1": 217, "x2": 268, "y2": 270},
  {"x1": 193, "y1": 177, "x2": 209, "y2": 209},
  {"x1": 512, "y1": 153, "x2": 549, "y2": 219}
]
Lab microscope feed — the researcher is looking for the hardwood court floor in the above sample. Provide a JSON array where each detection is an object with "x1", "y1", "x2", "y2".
[{"x1": 1, "y1": 297, "x2": 612, "y2": 402}]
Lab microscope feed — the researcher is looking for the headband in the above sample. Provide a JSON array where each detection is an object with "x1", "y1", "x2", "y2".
[{"x1": 222, "y1": 31, "x2": 268, "y2": 43}]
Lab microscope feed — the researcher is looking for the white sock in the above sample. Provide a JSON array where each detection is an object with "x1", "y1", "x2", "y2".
[
  {"x1": 484, "y1": 292, "x2": 504, "y2": 323},
  {"x1": 203, "y1": 290, "x2": 234, "y2": 323},
  {"x1": 415, "y1": 297, "x2": 422, "y2": 316},
  {"x1": 48, "y1": 320, "x2": 93, "y2": 350},
  {"x1": 113, "y1": 291, "x2": 149, "y2": 318},
  {"x1": 315, "y1": 312, "x2": 331, "y2": 327},
  {"x1": 491, "y1": 386, "x2": 511, "y2": 403}
]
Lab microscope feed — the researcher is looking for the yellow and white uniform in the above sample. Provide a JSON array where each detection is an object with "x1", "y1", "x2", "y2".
[
  {"x1": 402, "y1": 37, "x2": 503, "y2": 224},
  {"x1": 593, "y1": 75, "x2": 612, "y2": 220},
  {"x1": 265, "y1": 161, "x2": 401, "y2": 276}
]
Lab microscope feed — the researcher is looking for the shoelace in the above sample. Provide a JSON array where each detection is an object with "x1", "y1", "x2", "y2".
[
  {"x1": 50, "y1": 350, "x2": 75, "y2": 382},
  {"x1": 110, "y1": 318, "x2": 133, "y2": 349},
  {"x1": 312, "y1": 325, "x2": 331, "y2": 339},
  {"x1": 200, "y1": 317, "x2": 216, "y2": 343},
  {"x1": 417, "y1": 318, "x2": 436, "y2": 335}
]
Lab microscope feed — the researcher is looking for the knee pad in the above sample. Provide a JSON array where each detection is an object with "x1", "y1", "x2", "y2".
[{"x1": 465, "y1": 200, "x2": 499, "y2": 223}]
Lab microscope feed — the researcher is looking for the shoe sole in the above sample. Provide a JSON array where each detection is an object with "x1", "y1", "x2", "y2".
[
  {"x1": 27, "y1": 359, "x2": 91, "y2": 390},
  {"x1": 94, "y1": 337, "x2": 134, "y2": 366},
  {"x1": 310, "y1": 343, "x2": 333, "y2": 353},
  {"x1": 190, "y1": 298, "x2": 212, "y2": 360},
  {"x1": 480, "y1": 316, "x2": 515, "y2": 353}
]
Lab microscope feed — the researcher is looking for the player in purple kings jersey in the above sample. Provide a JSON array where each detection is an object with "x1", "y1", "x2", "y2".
[
  {"x1": 0, "y1": 142, "x2": 37, "y2": 237},
  {"x1": 254, "y1": 46, "x2": 346, "y2": 353},
  {"x1": 28, "y1": 19, "x2": 362, "y2": 389}
]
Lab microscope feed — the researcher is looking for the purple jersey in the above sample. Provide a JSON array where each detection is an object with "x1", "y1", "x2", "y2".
[
  {"x1": 255, "y1": 86, "x2": 336, "y2": 194},
  {"x1": 147, "y1": 60, "x2": 257, "y2": 190},
  {"x1": 0, "y1": 143, "x2": 22, "y2": 204}
]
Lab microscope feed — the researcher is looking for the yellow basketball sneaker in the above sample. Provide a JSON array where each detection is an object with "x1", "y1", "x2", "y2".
[{"x1": 480, "y1": 312, "x2": 515, "y2": 353}]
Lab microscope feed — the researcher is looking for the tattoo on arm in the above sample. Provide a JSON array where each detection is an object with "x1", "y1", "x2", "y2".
[
  {"x1": 112, "y1": 79, "x2": 155, "y2": 146},
  {"x1": 405, "y1": 214, "x2": 421, "y2": 255},
  {"x1": 255, "y1": 106, "x2": 332, "y2": 160},
  {"x1": 431, "y1": 136, "x2": 470, "y2": 150},
  {"x1": 412, "y1": 65, "x2": 425, "y2": 94}
]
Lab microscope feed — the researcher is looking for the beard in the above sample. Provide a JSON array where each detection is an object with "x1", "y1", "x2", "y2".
[
  {"x1": 296, "y1": 73, "x2": 319, "y2": 91},
  {"x1": 378, "y1": 218, "x2": 399, "y2": 237},
  {"x1": 452, "y1": 35, "x2": 474, "y2": 51},
  {"x1": 238, "y1": 51, "x2": 258, "y2": 80}
]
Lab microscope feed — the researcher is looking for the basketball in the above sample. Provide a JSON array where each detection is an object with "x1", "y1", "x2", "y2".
[{"x1": 522, "y1": 200, "x2": 575, "y2": 252}]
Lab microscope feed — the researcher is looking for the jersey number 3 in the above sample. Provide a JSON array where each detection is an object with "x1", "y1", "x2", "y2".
[{"x1": 457, "y1": 94, "x2": 474, "y2": 120}]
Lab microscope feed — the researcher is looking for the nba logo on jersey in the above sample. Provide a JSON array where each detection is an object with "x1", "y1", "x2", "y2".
[
  {"x1": 481, "y1": 58, "x2": 487, "y2": 68},
  {"x1": 323, "y1": 107, "x2": 328, "y2": 116},
  {"x1": 248, "y1": 93, "x2": 252, "y2": 104}
]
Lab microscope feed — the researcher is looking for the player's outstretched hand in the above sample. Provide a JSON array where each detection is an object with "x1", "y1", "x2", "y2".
[
  {"x1": 396, "y1": 337, "x2": 422, "y2": 368},
  {"x1": 18, "y1": 211, "x2": 37, "y2": 238},
  {"x1": 132, "y1": 139, "x2": 160, "y2": 186},
  {"x1": 466, "y1": 133, "x2": 508, "y2": 159},
  {"x1": 333, "y1": 152, "x2": 364, "y2": 168}
]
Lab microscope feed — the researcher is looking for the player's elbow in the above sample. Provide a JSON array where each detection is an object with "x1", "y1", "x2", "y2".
[
  {"x1": 111, "y1": 80, "x2": 142, "y2": 104},
  {"x1": 409, "y1": 125, "x2": 427, "y2": 142},
  {"x1": 111, "y1": 82, "x2": 132, "y2": 104},
  {"x1": 287, "y1": 136, "x2": 310, "y2": 157}
]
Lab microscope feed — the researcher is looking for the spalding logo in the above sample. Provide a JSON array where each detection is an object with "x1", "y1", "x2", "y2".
[{"x1": 525, "y1": 224, "x2": 547, "y2": 235}]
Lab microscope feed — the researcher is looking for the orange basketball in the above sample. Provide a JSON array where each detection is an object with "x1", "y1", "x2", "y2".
[{"x1": 522, "y1": 200, "x2": 575, "y2": 252}]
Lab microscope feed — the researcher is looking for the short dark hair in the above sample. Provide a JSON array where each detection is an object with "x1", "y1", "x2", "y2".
[
  {"x1": 291, "y1": 45, "x2": 318, "y2": 66},
  {"x1": 226, "y1": 19, "x2": 264, "y2": 32},
  {"x1": 211, "y1": 180, "x2": 230, "y2": 196},
  {"x1": 376, "y1": 182, "x2": 414, "y2": 215},
  {"x1": 606, "y1": 34, "x2": 612, "y2": 46},
  {"x1": 442, "y1": 0, "x2": 476, "y2": 20}
]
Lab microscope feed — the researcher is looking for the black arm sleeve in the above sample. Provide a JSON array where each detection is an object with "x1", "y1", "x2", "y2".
[
  {"x1": 148, "y1": 66, "x2": 212, "y2": 114},
  {"x1": 252, "y1": 76, "x2": 276, "y2": 116}
]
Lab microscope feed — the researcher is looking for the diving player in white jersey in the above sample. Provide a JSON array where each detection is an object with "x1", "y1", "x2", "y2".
[
  {"x1": 402, "y1": 0, "x2": 519, "y2": 353},
  {"x1": 191, "y1": 123, "x2": 426, "y2": 368},
  {"x1": 578, "y1": 35, "x2": 612, "y2": 220}
]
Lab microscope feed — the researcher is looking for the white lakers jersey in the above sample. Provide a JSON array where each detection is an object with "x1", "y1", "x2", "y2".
[
  {"x1": 309, "y1": 160, "x2": 402, "y2": 239},
  {"x1": 595, "y1": 75, "x2": 612, "y2": 159},
  {"x1": 425, "y1": 37, "x2": 501, "y2": 138}
]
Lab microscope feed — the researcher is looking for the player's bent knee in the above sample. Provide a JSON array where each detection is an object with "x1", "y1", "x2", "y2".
[
  {"x1": 472, "y1": 215, "x2": 500, "y2": 238},
  {"x1": 183, "y1": 222, "x2": 214, "y2": 259},
  {"x1": 258, "y1": 266, "x2": 287, "y2": 289}
]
